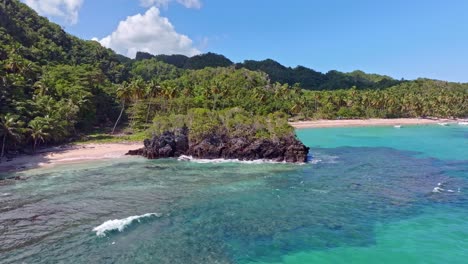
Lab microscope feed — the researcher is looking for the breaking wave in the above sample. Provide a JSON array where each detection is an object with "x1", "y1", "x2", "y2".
[
  {"x1": 93, "y1": 213, "x2": 161, "y2": 237},
  {"x1": 177, "y1": 155, "x2": 300, "y2": 164}
]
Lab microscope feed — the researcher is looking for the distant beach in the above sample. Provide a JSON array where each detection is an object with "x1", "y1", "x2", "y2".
[
  {"x1": 290, "y1": 118, "x2": 465, "y2": 129},
  {"x1": 0, "y1": 143, "x2": 142, "y2": 173}
]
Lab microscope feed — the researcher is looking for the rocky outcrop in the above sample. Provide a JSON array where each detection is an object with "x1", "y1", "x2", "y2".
[
  {"x1": 127, "y1": 126, "x2": 309, "y2": 163},
  {"x1": 127, "y1": 127, "x2": 189, "y2": 159}
]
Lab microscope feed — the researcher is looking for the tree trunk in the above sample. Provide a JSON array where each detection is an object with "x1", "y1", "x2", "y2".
[
  {"x1": 145, "y1": 102, "x2": 152, "y2": 124},
  {"x1": 0, "y1": 134, "x2": 6, "y2": 161},
  {"x1": 33, "y1": 138, "x2": 37, "y2": 153},
  {"x1": 112, "y1": 102, "x2": 125, "y2": 134}
]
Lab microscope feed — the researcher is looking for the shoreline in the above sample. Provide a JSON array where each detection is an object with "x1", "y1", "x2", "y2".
[
  {"x1": 290, "y1": 118, "x2": 466, "y2": 129},
  {"x1": 1, "y1": 118, "x2": 466, "y2": 174},
  {"x1": 0, "y1": 143, "x2": 143, "y2": 174}
]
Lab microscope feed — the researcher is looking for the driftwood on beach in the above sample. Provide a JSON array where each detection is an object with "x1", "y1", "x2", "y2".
[{"x1": 127, "y1": 127, "x2": 309, "y2": 163}]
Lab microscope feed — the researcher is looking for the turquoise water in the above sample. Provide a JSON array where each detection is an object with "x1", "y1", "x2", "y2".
[
  {"x1": 296, "y1": 124, "x2": 467, "y2": 161},
  {"x1": 1, "y1": 124, "x2": 467, "y2": 263}
]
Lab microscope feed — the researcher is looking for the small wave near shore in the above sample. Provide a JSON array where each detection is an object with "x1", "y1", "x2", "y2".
[
  {"x1": 93, "y1": 213, "x2": 161, "y2": 237},
  {"x1": 177, "y1": 155, "x2": 307, "y2": 165}
]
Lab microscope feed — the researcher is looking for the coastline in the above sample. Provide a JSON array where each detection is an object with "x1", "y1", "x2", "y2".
[
  {"x1": 290, "y1": 118, "x2": 465, "y2": 129},
  {"x1": 1, "y1": 118, "x2": 466, "y2": 174},
  {"x1": 0, "y1": 143, "x2": 143, "y2": 174}
]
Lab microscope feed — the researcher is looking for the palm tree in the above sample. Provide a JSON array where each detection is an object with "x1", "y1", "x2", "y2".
[
  {"x1": 5, "y1": 54, "x2": 23, "y2": 73},
  {"x1": 129, "y1": 78, "x2": 146, "y2": 102},
  {"x1": 210, "y1": 85, "x2": 220, "y2": 111},
  {"x1": 0, "y1": 114, "x2": 22, "y2": 161},
  {"x1": 145, "y1": 80, "x2": 161, "y2": 123},
  {"x1": 28, "y1": 118, "x2": 49, "y2": 153},
  {"x1": 161, "y1": 84, "x2": 178, "y2": 112},
  {"x1": 33, "y1": 79, "x2": 50, "y2": 97},
  {"x1": 112, "y1": 82, "x2": 133, "y2": 134}
]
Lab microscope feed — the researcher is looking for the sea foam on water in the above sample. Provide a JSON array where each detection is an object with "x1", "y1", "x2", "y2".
[
  {"x1": 178, "y1": 155, "x2": 290, "y2": 164},
  {"x1": 93, "y1": 213, "x2": 161, "y2": 237}
]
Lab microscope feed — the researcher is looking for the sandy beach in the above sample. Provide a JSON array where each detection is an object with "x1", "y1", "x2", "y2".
[
  {"x1": 290, "y1": 118, "x2": 464, "y2": 129},
  {"x1": 0, "y1": 143, "x2": 143, "y2": 173}
]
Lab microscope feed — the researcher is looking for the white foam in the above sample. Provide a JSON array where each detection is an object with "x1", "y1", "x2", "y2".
[
  {"x1": 310, "y1": 159, "x2": 322, "y2": 164},
  {"x1": 438, "y1": 123, "x2": 449, "y2": 126},
  {"x1": 394, "y1": 125, "x2": 402, "y2": 128},
  {"x1": 310, "y1": 154, "x2": 339, "y2": 164},
  {"x1": 93, "y1": 213, "x2": 160, "y2": 237},
  {"x1": 177, "y1": 155, "x2": 301, "y2": 165},
  {"x1": 432, "y1": 187, "x2": 444, "y2": 193},
  {"x1": 458, "y1": 122, "x2": 468, "y2": 126}
]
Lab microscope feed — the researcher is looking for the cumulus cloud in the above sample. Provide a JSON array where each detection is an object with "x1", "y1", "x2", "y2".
[
  {"x1": 95, "y1": 7, "x2": 200, "y2": 58},
  {"x1": 24, "y1": 0, "x2": 83, "y2": 24},
  {"x1": 139, "y1": 0, "x2": 201, "y2": 9}
]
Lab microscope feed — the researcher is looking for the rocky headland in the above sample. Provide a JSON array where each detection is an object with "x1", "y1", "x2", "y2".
[{"x1": 127, "y1": 126, "x2": 309, "y2": 163}]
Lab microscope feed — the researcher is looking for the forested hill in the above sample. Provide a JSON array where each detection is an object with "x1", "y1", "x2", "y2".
[
  {"x1": 135, "y1": 51, "x2": 402, "y2": 90},
  {"x1": 0, "y1": 0, "x2": 128, "y2": 82}
]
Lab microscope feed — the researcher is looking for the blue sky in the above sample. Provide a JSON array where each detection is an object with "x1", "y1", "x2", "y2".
[{"x1": 23, "y1": 0, "x2": 468, "y2": 82}]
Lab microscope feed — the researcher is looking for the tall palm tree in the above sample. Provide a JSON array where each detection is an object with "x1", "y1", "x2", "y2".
[
  {"x1": 161, "y1": 84, "x2": 178, "y2": 112},
  {"x1": 145, "y1": 80, "x2": 161, "y2": 123},
  {"x1": 0, "y1": 114, "x2": 22, "y2": 161},
  {"x1": 210, "y1": 85, "x2": 220, "y2": 111},
  {"x1": 129, "y1": 78, "x2": 146, "y2": 102},
  {"x1": 28, "y1": 118, "x2": 50, "y2": 153},
  {"x1": 112, "y1": 82, "x2": 133, "y2": 134}
]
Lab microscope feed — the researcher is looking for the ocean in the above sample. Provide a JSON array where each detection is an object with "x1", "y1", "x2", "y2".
[{"x1": 1, "y1": 124, "x2": 467, "y2": 263}]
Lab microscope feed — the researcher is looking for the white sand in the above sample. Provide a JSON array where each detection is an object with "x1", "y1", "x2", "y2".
[
  {"x1": 0, "y1": 143, "x2": 143, "y2": 173},
  {"x1": 290, "y1": 118, "x2": 461, "y2": 129}
]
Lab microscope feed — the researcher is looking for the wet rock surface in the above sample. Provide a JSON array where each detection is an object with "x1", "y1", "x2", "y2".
[{"x1": 127, "y1": 127, "x2": 309, "y2": 163}]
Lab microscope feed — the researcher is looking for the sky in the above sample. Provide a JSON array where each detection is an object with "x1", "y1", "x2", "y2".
[{"x1": 21, "y1": 0, "x2": 468, "y2": 82}]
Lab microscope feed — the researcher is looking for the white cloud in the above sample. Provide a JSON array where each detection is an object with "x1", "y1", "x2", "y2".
[
  {"x1": 140, "y1": 0, "x2": 170, "y2": 8},
  {"x1": 95, "y1": 7, "x2": 200, "y2": 58},
  {"x1": 24, "y1": 0, "x2": 83, "y2": 24},
  {"x1": 139, "y1": 0, "x2": 201, "y2": 9},
  {"x1": 176, "y1": 0, "x2": 202, "y2": 9}
]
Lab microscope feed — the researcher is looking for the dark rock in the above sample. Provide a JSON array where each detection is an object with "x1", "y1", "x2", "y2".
[{"x1": 127, "y1": 127, "x2": 309, "y2": 163}]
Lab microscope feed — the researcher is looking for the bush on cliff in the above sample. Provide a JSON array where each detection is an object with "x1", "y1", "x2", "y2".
[{"x1": 150, "y1": 108, "x2": 294, "y2": 144}]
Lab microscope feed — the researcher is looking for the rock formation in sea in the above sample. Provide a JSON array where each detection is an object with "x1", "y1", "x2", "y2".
[{"x1": 127, "y1": 126, "x2": 309, "y2": 163}]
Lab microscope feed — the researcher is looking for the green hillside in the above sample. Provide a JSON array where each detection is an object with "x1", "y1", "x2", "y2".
[{"x1": 136, "y1": 52, "x2": 401, "y2": 90}]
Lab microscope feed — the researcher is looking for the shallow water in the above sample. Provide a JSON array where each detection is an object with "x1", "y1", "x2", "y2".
[{"x1": 1, "y1": 125, "x2": 467, "y2": 263}]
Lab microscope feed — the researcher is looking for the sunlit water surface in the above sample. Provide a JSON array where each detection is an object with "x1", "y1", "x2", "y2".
[{"x1": 1, "y1": 125, "x2": 467, "y2": 263}]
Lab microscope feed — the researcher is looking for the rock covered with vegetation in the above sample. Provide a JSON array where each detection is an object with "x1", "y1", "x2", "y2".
[{"x1": 127, "y1": 108, "x2": 309, "y2": 163}]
